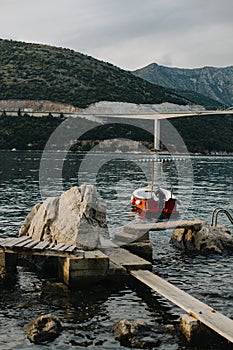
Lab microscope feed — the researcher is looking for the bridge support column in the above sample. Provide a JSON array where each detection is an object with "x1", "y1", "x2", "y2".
[{"x1": 154, "y1": 118, "x2": 161, "y2": 151}]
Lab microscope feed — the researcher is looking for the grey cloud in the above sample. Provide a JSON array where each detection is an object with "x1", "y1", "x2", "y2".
[{"x1": 0, "y1": 0, "x2": 232, "y2": 69}]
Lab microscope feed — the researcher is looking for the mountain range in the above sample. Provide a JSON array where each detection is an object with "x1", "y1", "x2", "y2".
[{"x1": 133, "y1": 63, "x2": 233, "y2": 107}]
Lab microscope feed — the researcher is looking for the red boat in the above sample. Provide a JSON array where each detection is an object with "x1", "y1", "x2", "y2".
[
  {"x1": 130, "y1": 186, "x2": 179, "y2": 219},
  {"x1": 130, "y1": 157, "x2": 182, "y2": 219}
]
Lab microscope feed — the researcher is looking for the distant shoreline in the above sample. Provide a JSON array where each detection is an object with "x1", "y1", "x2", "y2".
[{"x1": 1, "y1": 149, "x2": 233, "y2": 157}]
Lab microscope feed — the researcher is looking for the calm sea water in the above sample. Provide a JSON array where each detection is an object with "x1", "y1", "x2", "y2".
[{"x1": 0, "y1": 151, "x2": 232, "y2": 349}]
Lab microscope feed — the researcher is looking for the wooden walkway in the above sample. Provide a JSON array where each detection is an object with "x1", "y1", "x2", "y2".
[
  {"x1": 130, "y1": 269, "x2": 233, "y2": 343},
  {"x1": 0, "y1": 236, "x2": 109, "y2": 287},
  {"x1": 1, "y1": 233, "x2": 233, "y2": 343},
  {"x1": 123, "y1": 219, "x2": 204, "y2": 234},
  {"x1": 0, "y1": 236, "x2": 83, "y2": 256},
  {"x1": 104, "y1": 247, "x2": 152, "y2": 271}
]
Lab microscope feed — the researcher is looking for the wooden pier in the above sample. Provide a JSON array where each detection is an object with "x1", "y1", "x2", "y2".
[
  {"x1": 0, "y1": 235, "x2": 82, "y2": 254},
  {"x1": 0, "y1": 218, "x2": 232, "y2": 345},
  {"x1": 0, "y1": 236, "x2": 109, "y2": 287}
]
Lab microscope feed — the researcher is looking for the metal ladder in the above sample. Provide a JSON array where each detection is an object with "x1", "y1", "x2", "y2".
[{"x1": 211, "y1": 207, "x2": 233, "y2": 227}]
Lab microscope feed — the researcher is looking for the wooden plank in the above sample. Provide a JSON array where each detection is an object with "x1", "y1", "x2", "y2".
[
  {"x1": 57, "y1": 244, "x2": 73, "y2": 252},
  {"x1": 4, "y1": 236, "x2": 31, "y2": 248},
  {"x1": 123, "y1": 220, "x2": 204, "y2": 234},
  {"x1": 105, "y1": 248, "x2": 152, "y2": 271},
  {"x1": 13, "y1": 238, "x2": 34, "y2": 248},
  {"x1": 0, "y1": 238, "x2": 7, "y2": 245},
  {"x1": 113, "y1": 230, "x2": 149, "y2": 245},
  {"x1": 48, "y1": 243, "x2": 56, "y2": 249},
  {"x1": 0, "y1": 236, "x2": 32, "y2": 248},
  {"x1": 0, "y1": 237, "x2": 19, "y2": 247},
  {"x1": 50, "y1": 243, "x2": 67, "y2": 251},
  {"x1": 130, "y1": 270, "x2": 233, "y2": 343},
  {"x1": 33, "y1": 241, "x2": 51, "y2": 250},
  {"x1": 0, "y1": 237, "x2": 19, "y2": 246},
  {"x1": 64, "y1": 245, "x2": 76, "y2": 252},
  {"x1": 23, "y1": 239, "x2": 41, "y2": 249},
  {"x1": 0, "y1": 237, "x2": 10, "y2": 245}
]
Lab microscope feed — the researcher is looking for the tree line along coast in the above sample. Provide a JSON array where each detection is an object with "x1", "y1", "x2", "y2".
[{"x1": 0, "y1": 111, "x2": 233, "y2": 154}]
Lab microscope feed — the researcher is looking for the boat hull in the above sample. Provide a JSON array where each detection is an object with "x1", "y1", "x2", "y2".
[{"x1": 130, "y1": 187, "x2": 179, "y2": 220}]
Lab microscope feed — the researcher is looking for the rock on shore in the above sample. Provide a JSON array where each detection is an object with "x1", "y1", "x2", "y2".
[
  {"x1": 171, "y1": 224, "x2": 233, "y2": 254},
  {"x1": 19, "y1": 185, "x2": 109, "y2": 250}
]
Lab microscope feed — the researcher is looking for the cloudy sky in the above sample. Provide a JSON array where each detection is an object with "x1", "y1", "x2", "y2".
[{"x1": 1, "y1": 0, "x2": 233, "y2": 70}]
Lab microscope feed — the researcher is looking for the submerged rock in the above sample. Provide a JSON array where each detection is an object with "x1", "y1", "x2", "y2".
[
  {"x1": 171, "y1": 224, "x2": 233, "y2": 254},
  {"x1": 19, "y1": 185, "x2": 109, "y2": 250},
  {"x1": 113, "y1": 319, "x2": 161, "y2": 348},
  {"x1": 25, "y1": 314, "x2": 62, "y2": 344}
]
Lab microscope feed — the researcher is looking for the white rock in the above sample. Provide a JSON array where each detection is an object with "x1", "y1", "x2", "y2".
[
  {"x1": 81, "y1": 101, "x2": 204, "y2": 115},
  {"x1": 19, "y1": 185, "x2": 109, "y2": 250}
]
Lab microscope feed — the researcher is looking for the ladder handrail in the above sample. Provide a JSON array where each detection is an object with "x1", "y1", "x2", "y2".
[{"x1": 211, "y1": 208, "x2": 233, "y2": 227}]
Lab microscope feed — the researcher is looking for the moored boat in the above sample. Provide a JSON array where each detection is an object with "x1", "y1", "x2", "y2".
[
  {"x1": 130, "y1": 185, "x2": 179, "y2": 219},
  {"x1": 130, "y1": 157, "x2": 182, "y2": 220}
]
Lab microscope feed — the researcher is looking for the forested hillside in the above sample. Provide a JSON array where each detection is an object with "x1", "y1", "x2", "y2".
[
  {"x1": 1, "y1": 112, "x2": 232, "y2": 154},
  {"x1": 168, "y1": 114, "x2": 233, "y2": 153},
  {"x1": 0, "y1": 39, "x2": 191, "y2": 108}
]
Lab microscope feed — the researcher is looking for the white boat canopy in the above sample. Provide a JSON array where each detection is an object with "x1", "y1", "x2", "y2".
[{"x1": 132, "y1": 187, "x2": 173, "y2": 201}]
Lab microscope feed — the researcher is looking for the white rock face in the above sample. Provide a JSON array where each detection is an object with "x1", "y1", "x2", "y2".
[
  {"x1": 81, "y1": 101, "x2": 205, "y2": 114},
  {"x1": 19, "y1": 185, "x2": 109, "y2": 250}
]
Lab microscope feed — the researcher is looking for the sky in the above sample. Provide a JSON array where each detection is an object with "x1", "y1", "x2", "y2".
[{"x1": 1, "y1": 0, "x2": 233, "y2": 70}]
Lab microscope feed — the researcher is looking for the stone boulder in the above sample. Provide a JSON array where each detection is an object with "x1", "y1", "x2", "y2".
[
  {"x1": 25, "y1": 314, "x2": 62, "y2": 344},
  {"x1": 19, "y1": 185, "x2": 109, "y2": 250},
  {"x1": 113, "y1": 319, "x2": 161, "y2": 348},
  {"x1": 171, "y1": 224, "x2": 233, "y2": 254}
]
